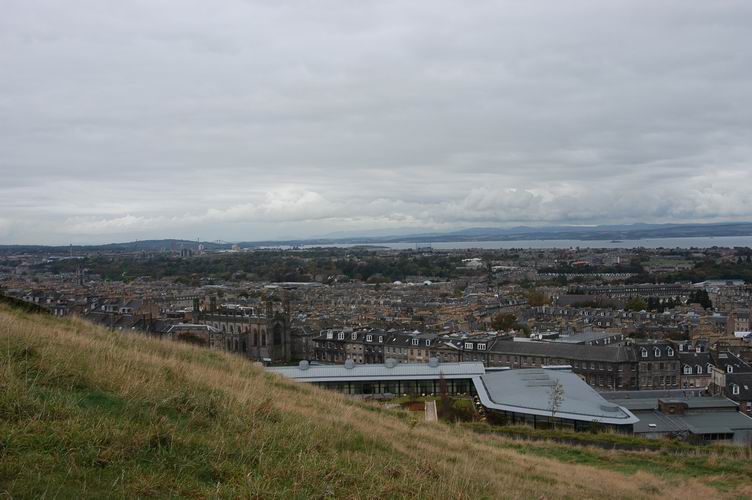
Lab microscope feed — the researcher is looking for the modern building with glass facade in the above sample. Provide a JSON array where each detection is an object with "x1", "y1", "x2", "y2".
[{"x1": 268, "y1": 359, "x2": 483, "y2": 396}]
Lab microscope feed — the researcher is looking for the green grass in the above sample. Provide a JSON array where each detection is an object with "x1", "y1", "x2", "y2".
[
  {"x1": 463, "y1": 422, "x2": 752, "y2": 492},
  {"x1": 463, "y1": 421, "x2": 739, "y2": 452},
  {"x1": 497, "y1": 439, "x2": 751, "y2": 492}
]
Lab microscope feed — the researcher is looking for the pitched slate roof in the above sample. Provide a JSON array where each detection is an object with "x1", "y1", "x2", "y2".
[{"x1": 488, "y1": 340, "x2": 636, "y2": 363}]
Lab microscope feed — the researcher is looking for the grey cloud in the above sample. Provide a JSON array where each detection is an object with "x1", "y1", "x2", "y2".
[{"x1": 1, "y1": 0, "x2": 751, "y2": 244}]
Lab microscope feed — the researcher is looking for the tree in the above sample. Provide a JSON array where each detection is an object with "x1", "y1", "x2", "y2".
[
  {"x1": 548, "y1": 380, "x2": 565, "y2": 423},
  {"x1": 689, "y1": 290, "x2": 713, "y2": 310},
  {"x1": 438, "y1": 372, "x2": 451, "y2": 419},
  {"x1": 526, "y1": 290, "x2": 548, "y2": 306},
  {"x1": 491, "y1": 313, "x2": 518, "y2": 331},
  {"x1": 625, "y1": 297, "x2": 647, "y2": 311}
]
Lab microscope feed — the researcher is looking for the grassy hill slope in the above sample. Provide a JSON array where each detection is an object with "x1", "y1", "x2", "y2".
[{"x1": 0, "y1": 306, "x2": 748, "y2": 498}]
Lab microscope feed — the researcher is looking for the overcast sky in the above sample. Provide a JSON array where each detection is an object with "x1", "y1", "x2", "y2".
[{"x1": 1, "y1": 1, "x2": 751, "y2": 244}]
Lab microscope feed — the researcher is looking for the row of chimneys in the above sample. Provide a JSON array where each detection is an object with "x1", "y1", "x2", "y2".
[{"x1": 192, "y1": 296, "x2": 277, "y2": 316}]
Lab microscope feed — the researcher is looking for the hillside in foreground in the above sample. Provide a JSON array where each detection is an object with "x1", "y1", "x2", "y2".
[{"x1": 1, "y1": 306, "x2": 750, "y2": 499}]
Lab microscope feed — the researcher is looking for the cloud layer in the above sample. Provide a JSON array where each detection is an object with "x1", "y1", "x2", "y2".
[{"x1": 1, "y1": 0, "x2": 751, "y2": 244}]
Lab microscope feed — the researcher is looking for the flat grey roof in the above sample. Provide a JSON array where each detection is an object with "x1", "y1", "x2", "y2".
[
  {"x1": 267, "y1": 362, "x2": 486, "y2": 383},
  {"x1": 608, "y1": 397, "x2": 738, "y2": 411},
  {"x1": 473, "y1": 369, "x2": 638, "y2": 425},
  {"x1": 602, "y1": 391, "x2": 739, "y2": 411},
  {"x1": 631, "y1": 409, "x2": 752, "y2": 435}
]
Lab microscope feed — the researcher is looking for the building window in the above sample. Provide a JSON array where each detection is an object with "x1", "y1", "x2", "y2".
[
  {"x1": 465, "y1": 342, "x2": 473, "y2": 350},
  {"x1": 412, "y1": 339, "x2": 419, "y2": 346},
  {"x1": 425, "y1": 340, "x2": 431, "y2": 346},
  {"x1": 654, "y1": 348, "x2": 661, "y2": 358},
  {"x1": 667, "y1": 347, "x2": 674, "y2": 357},
  {"x1": 696, "y1": 365, "x2": 702, "y2": 375},
  {"x1": 732, "y1": 384, "x2": 740, "y2": 395},
  {"x1": 378, "y1": 336, "x2": 383, "y2": 343},
  {"x1": 366, "y1": 335, "x2": 372, "y2": 342},
  {"x1": 477, "y1": 343, "x2": 486, "y2": 350},
  {"x1": 351, "y1": 332, "x2": 357, "y2": 340},
  {"x1": 727, "y1": 365, "x2": 734, "y2": 374},
  {"x1": 641, "y1": 348, "x2": 647, "y2": 358},
  {"x1": 338, "y1": 332, "x2": 345, "y2": 340},
  {"x1": 683, "y1": 365, "x2": 691, "y2": 375}
]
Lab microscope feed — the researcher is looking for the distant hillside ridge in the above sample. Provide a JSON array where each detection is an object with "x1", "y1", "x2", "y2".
[
  {"x1": 240, "y1": 221, "x2": 752, "y2": 246},
  {"x1": 3, "y1": 221, "x2": 752, "y2": 251}
]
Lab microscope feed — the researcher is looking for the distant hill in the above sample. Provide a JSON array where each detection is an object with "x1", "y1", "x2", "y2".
[
  {"x1": 3, "y1": 222, "x2": 752, "y2": 252},
  {"x1": 1, "y1": 305, "x2": 748, "y2": 498},
  {"x1": 240, "y1": 221, "x2": 752, "y2": 247},
  {"x1": 0, "y1": 239, "x2": 229, "y2": 254}
]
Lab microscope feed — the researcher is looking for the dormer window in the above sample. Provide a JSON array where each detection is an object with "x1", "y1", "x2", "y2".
[
  {"x1": 696, "y1": 365, "x2": 703, "y2": 375},
  {"x1": 654, "y1": 348, "x2": 661, "y2": 358},
  {"x1": 366, "y1": 335, "x2": 372, "y2": 342},
  {"x1": 412, "y1": 339, "x2": 419, "y2": 346},
  {"x1": 351, "y1": 332, "x2": 357, "y2": 340},
  {"x1": 667, "y1": 347, "x2": 674, "y2": 357},
  {"x1": 425, "y1": 339, "x2": 431, "y2": 346},
  {"x1": 378, "y1": 336, "x2": 383, "y2": 343},
  {"x1": 465, "y1": 342, "x2": 473, "y2": 350},
  {"x1": 683, "y1": 365, "x2": 691, "y2": 375},
  {"x1": 732, "y1": 384, "x2": 740, "y2": 395},
  {"x1": 337, "y1": 332, "x2": 345, "y2": 340},
  {"x1": 707, "y1": 364, "x2": 713, "y2": 373},
  {"x1": 641, "y1": 348, "x2": 648, "y2": 358},
  {"x1": 727, "y1": 365, "x2": 734, "y2": 374},
  {"x1": 477, "y1": 343, "x2": 486, "y2": 351},
  {"x1": 696, "y1": 346, "x2": 702, "y2": 353}
]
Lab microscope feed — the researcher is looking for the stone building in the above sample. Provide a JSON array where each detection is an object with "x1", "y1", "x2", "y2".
[
  {"x1": 424, "y1": 338, "x2": 639, "y2": 390},
  {"x1": 635, "y1": 342, "x2": 680, "y2": 390},
  {"x1": 194, "y1": 297, "x2": 291, "y2": 364},
  {"x1": 311, "y1": 329, "x2": 437, "y2": 365},
  {"x1": 710, "y1": 359, "x2": 752, "y2": 417},
  {"x1": 678, "y1": 343, "x2": 714, "y2": 389}
]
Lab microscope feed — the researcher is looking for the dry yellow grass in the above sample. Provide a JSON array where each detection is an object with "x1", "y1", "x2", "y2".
[{"x1": 0, "y1": 305, "x2": 738, "y2": 498}]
